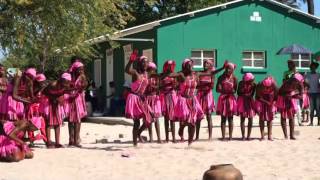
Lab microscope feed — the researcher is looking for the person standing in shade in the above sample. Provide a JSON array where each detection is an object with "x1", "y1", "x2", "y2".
[{"x1": 304, "y1": 62, "x2": 320, "y2": 126}]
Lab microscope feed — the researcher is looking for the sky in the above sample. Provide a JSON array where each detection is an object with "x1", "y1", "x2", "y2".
[{"x1": 0, "y1": 1, "x2": 319, "y2": 60}]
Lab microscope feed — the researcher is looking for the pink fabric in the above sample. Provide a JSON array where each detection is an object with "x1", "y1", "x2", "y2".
[
  {"x1": 302, "y1": 92, "x2": 310, "y2": 109},
  {"x1": 146, "y1": 95, "x2": 162, "y2": 119},
  {"x1": 160, "y1": 76, "x2": 177, "y2": 120},
  {"x1": 7, "y1": 84, "x2": 24, "y2": 121},
  {"x1": 38, "y1": 93, "x2": 49, "y2": 117},
  {"x1": 61, "y1": 73, "x2": 71, "y2": 81},
  {"x1": 276, "y1": 96, "x2": 298, "y2": 119},
  {"x1": 48, "y1": 103, "x2": 65, "y2": 126},
  {"x1": 68, "y1": 77, "x2": 87, "y2": 123},
  {"x1": 163, "y1": 60, "x2": 176, "y2": 73},
  {"x1": 174, "y1": 73, "x2": 204, "y2": 125},
  {"x1": 225, "y1": 62, "x2": 236, "y2": 70},
  {"x1": 293, "y1": 73, "x2": 304, "y2": 83},
  {"x1": 256, "y1": 87, "x2": 276, "y2": 121},
  {"x1": 262, "y1": 77, "x2": 274, "y2": 87},
  {"x1": 243, "y1": 73, "x2": 254, "y2": 82},
  {"x1": 237, "y1": 81, "x2": 256, "y2": 118},
  {"x1": 0, "y1": 78, "x2": 8, "y2": 116},
  {"x1": 216, "y1": 76, "x2": 237, "y2": 117},
  {"x1": 204, "y1": 59, "x2": 214, "y2": 68},
  {"x1": 25, "y1": 68, "x2": 37, "y2": 79},
  {"x1": 148, "y1": 62, "x2": 157, "y2": 69},
  {"x1": 69, "y1": 61, "x2": 84, "y2": 72},
  {"x1": 182, "y1": 59, "x2": 193, "y2": 69},
  {"x1": 36, "y1": 74, "x2": 46, "y2": 82},
  {"x1": 197, "y1": 75, "x2": 215, "y2": 114}
]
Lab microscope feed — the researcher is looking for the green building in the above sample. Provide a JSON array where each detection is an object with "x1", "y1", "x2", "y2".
[{"x1": 89, "y1": 0, "x2": 320, "y2": 109}]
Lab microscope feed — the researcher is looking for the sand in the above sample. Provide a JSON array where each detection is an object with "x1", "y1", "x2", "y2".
[{"x1": 1, "y1": 115, "x2": 320, "y2": 180}]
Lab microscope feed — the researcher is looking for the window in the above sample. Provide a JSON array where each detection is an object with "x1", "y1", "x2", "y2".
[
  {"x1": 94, "y1": 59, "x2": 101, "y2": 87},
  {"x1": 242, "y1": 51, "x2": 265, "y2": 69},
  {"x1": 191, "y1": 50, "x2": 216, "y2": 68},
  {"x1": 291, "y1": 54, "x2": 311, "y2": 69}
]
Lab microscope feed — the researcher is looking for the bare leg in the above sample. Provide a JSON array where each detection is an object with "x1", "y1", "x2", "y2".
[
  {"x1": 132, "y1": 119, "x2": 140, "y2": 146},
  {"x1": 178, "y1": 122, "x2": 186, "y2": 142},
  {"x1": 281, "y1": 118, "x2": 288, "y2": 139},
  {"x1": 247, "y1": 118, "x2": 253, "y2": 140},
  {"x1": 1, "y1": 150, "x2": 25, "y2": 162},
  {"x1": 188, "y1": 124, "x2": 195, "y2": 146},
  {"x1": 267, "y1": 121, "x2": 273, "y2": 140},
  {"x1": 259, "y1": 119, "x2": 265, "y2": 140},
  {"x1": 74, "y1": 122, "x2": 82, "y2": 147},
  {"x1": 306, "y1": 111, "x2": 309, "y2": 123},
  {"x1": 195, "y1": 121, "x2": 201, "y2": 141},
  {"x1": 154, "y1": 119, "x2": 161, "y2": 143},
  {"x1": 207, "y1": 114, "x2": 213, "y2": 140},
  {"x1": 45, "y1": 126, "x2": 53, "y2": 147},
  {"x1": 228, "y1": 116, "x2": 233, "y2": 140},
  {"x1": 240, "y1": 117, "x2": 245, "y2": 140},
  {"x1": 54, "y1": 126, "x2": 63, "y2": 148},
  {"x1": 164, "y1": 117, "x2": 169, "y2": 142},
  {"x1": 148, "y1": 123, "x2": 153, "y2": 143},
  {"x1": 221, "y1": 116, "x2": 226, "y2": 141},
  {"x1": 289, "y1": 118, "x2": 296, "y2": 140},
  {"x1": 137, "y1": 122, "x2": 147, "y2": 143},
  {"x1": 318, "y1": 117, "x2": 320, "y2": 126},
  {"x1": 68, "y1": 122, "x2": 75, "y2": 146},
  {"x1": 302, "y1": 111, "x2": 306, "y2": 122},
  {"x1": 170, "y1": 121, "x2": 176, "y2": 143}
]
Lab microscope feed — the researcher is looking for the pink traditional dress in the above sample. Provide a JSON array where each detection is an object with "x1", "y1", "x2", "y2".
[
  {"x1": 0, "y1": 122, "x2": 31, "y2": 158},
  {"x1": 302, "y1": 89, "x2": 310, "y2": 110},
  {"x1": 174, "y1": 73, "x2": 204, "y2": 125},
  {"x1": 276, "y1": 90, "x2": 299, "y2": 120},
  {"x1": 255, "y1": 85, "x2": 276, "y2": 121},
  {"x1": 125, "y1": 73, "x2": 152, "y2": 124},
  {"x1": 7, "y1": 83, "x2": 25, "y2": 121},
  {"x1": 216, "y1": 75, "x2": 237, "y2": 117},
  {"x1": 197, "y1": 75, "x2": 215, "y2": 115},
  {"x1": 0, "y1": 77, "x2": 8, "y2": 119},
  {"x1": 160, "y1": 76, "x2": 178, "y2": 120},
  {"x1": 46, "y1": 88, "x2": 66, "y2": 126},
  {"x1": 69, "y1": 76, "x2": 87, "y2": 123},
  {"x1": 237, "y1": 81, "x2": 256, "y2": 118},
  {"x1": 145, "y1": 75, "x2": 162, "y2": 119}
]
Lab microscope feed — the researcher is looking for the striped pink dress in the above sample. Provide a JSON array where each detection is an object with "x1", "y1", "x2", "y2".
[
  {"x1": 255, "y1": 85, "x2": 276, "y2": 121},
  {"x1": 237, "y1": 81, "x2": 256, "y2": 118},
  {"x1": 160, "y1": 76, "x2": 178, "y2": 120},
  {"x1": 145, "y1": 75, "x2": 162, "y2": 119},
  {"x1": 7, "y1": 83, "x2": 24, "y2": 121},
  {"x1": 174, "y1": 73, "x2": 204, "y2": 125},
  {"x1": 0, "y1": 77, "x2": 8, "y2": 119},
  {"x1": 216, "y1": 75, "x2": 237, "y2": 117},
  {"x1": 46, "y1": 88, "x2": 66, "y2": 126},
  {"x1": 69, "y1": 77, "x2": 87, "y2": 123},
  {"x1": 197, "y1": 75, "x2": 215, "y2": 115},
  {"x1": 125, "y1": 73, "x2": 151, "y2": 124}
]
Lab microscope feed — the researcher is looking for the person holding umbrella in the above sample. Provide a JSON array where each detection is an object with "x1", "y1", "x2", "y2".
[{"x1": 283, "y1": 60, "x2": 297, "y2": 82}]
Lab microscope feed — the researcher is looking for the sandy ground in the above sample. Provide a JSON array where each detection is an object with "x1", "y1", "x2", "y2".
[{"x1": 1, "y1": 115, "x2": 320, "y2": 180}]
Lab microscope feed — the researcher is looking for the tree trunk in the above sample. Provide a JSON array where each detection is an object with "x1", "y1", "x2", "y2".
[{"x1": 306, "y1": 0, "x2": 314, "y2": 15}]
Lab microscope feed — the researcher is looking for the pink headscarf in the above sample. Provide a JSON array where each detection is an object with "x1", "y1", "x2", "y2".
[
  {"x1": 25, "y1": 68, "x2": 37, "y2": 79},
  {"x1": 243, "y1": 73, "x2": 254, "y2": 82},
  {"x1": 30, "y1": 116, "x2": 42, "y2": 129},
  {"x1": 35, "y1": 74, "x2": 46, "y2": 82},
  {"x1": 139, "y1": 56, "x2": 148, "y2": 61},
  {"x1": 148, "y1": 62, "x2": 157, "y2": 69},
  {"x1": 262, "y1": 76, "x2": 274, "y2": 87},
  {"x1": 69, "y1": 61, "x2": 84, "y2": 72},
  {"x1": 61, "y1": 72, "x2": 71, "y2": 81},
  {"x1": 293, "y1": 73, "x2": 304, "y2": 83},
  {"x1": 224, "y1": 62, "x2": 236, "y2": 70},
  {"x1": 163, "y1": 60, "x2": 176, "y2": 73},
  {"x1": 182, "y1": 58, "x2": 193, "y2": 69},
  {"x1": 204, "y1": 59, "x2": 215, "y2": 70}
]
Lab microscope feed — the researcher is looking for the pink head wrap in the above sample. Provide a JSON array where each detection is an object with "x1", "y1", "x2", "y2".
[
  {"x1": 148, "y1": 62, "x2": 157, "y2": 69},
  {"x1": 204, "y1": 59, "x2": 215, "y2": 70},
  {"x1": 293, "y1": 73, "x2": 304, "y2": 83},
  {"x1": 182, "y1": 58, "x2": 193, "y2": 69},
  {"x1": 30, "y1": 116, "x2": 42, "y2": 129},
  {"x1": 262, "y1": 76, "x2": 274, "y2": 87},
  {"x1": 225, "y1": 62, "x2": 236, "y2": 70},
  {"x1": 61, "y1": 72, "x2": 71, "y2": 81},
  {"x1": 243, "y1": 73, "x2": 254, "y2": 82},
  {"x1": 139, "y1": 56, "x2": 148, "y2": 61},
  {"x1": 163, "y1": 60, "x2": 176, "y2": 73},
  {"x1": 69, "y1": 61, "x2": 84, "y2": 72},
  {"x1": 25, "y1": 68, "x2": 37, "y2": 79},
  {"x1": 35, "y1": 74, "x2": 46, "y2": 82}
]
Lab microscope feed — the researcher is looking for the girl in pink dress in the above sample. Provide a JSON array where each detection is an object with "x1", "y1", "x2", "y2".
[
  {"x1": 143, "y1": 62, "x2": 162, "y2": 143},
  {"x1": 125, "y1": 51, "x2": 151, "y2": 146},
  {"x1": 0, "y1": 118, "x2": 41, "y2": 162},
  {"x1": 68, "y1": 61, "x2": 88, "y2": 147},
  {"x1": 277, "y1": 73, "x2": 304, "y2": 140},
  {"x1": 44, "y1": 73, "x2": 71, "y2": 148},
  {"x1": 159, "y1": 60, "x2": 178, "y2": 143},
  {"x1": 237, "y1": 73, "x2": 256, "y2": 140},
  {"x1": 301, "y1": 82, "x2": 310, "y2": 123},
  {"x1": 196, "y1": 59, "x2": 224, "y2": 140},
  {"x1": 216, "y1": 62, "x2": 238, "y2": 141},
  {"x1": 255, "y1": 77, "x2": 277, "y2": 140},
  {"x1": 173, "y1": 59, "x2": 204, "y2": 145},
  {"x1": 0, "y1": 65, "x2": 8, "y2": 122}
]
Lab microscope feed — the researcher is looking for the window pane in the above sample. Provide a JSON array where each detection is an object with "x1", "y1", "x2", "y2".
[
  {"x1": 301, "y1": 60, "x2": 310, "y2": 68},
  {"x1": 254, "y1": 60, "x2": 265, "y2": 67},
  {"x1": 291, "y1": 54, "x2": 299, "y2": 60},
  {"x1": 191, "y1": 51, "x2": 201, "y2": 58},
  {"x1": 292, "y1": 60, "x2": 299, "y2": 67},
  {"x1": 243, "y1": 52, "x2": 252, "y2": 59},
  {"x1": 301, "y1": 54, "x2": 311, "y2": 60},
  {"x1": 253, "y1": 52, "x2": 264, "y2": 59},
  {"x1": 203, "y1": 51, "x2": 214, "y2": 58},
  {"x1": 243, "y1": 60, "x2": 252, "y2": 66},
  {"x1": 192, "y1": 59, "x2": 202, "y2": 66}
]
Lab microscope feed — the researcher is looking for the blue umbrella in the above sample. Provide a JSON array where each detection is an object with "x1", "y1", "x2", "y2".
[{"x1": 277, "y1": 44, "x2": 313, "y2": 55}]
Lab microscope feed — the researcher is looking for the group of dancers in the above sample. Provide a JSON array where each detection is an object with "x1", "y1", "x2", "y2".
[
  {"x1": 0, "y1": 59, "x2": 87, "y2": 162},
  {"x1": 125, "y1": 50, "x2": 308, "y2": 146}
]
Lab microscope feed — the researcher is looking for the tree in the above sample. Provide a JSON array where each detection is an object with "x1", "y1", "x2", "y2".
[
  {"x1": 277, "y1": 0, "x2": 314, "y2": 15},
  {"x1": 0, "y1": 0, "x2": 132, "y2": 76}
]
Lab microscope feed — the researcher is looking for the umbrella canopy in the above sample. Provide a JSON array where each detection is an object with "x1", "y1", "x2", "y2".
[
  {"x1": 312, "y1": 51, "x2": 320, "y2": 61},
  {"x1": 277, "y1": 44, "x2": 313, "y2": 55}
]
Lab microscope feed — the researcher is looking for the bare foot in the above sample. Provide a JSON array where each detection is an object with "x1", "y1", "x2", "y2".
[
  {"x1": 246, "y1": 137, "x2": 251, "y2": 141},
  {"x1": 157, "y1": 140, "x2": 162, "y2": 144},
  {"x1": 228, "y1": 137, "x2": 232, "y2": 141},
  {"x1": 290, "y1": 136, "x2": 296, "y2": 140},
  {"x1": 268, "y1": 137, "x2": 273, "y2": 141},
  {"x1": 260, "y1": 137, "x2": 265, "y2": 141},
  {"x1": 55, "y1": 144, "x2": 64, "y2": 148},
  {"x1": 242, "y1": 137, "x2": 246, "y2": 141}
]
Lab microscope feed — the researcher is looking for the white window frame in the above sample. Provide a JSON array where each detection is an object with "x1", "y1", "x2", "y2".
[
  {"x1": 291, "y1": 54, "x2": 311, "y2": 70},
  {"x1": 242, "y1": 50, "x2": 266, "y2": 69},
  {"x1": 190, "y1": 49, "x2": 216, "y2": 68}
]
